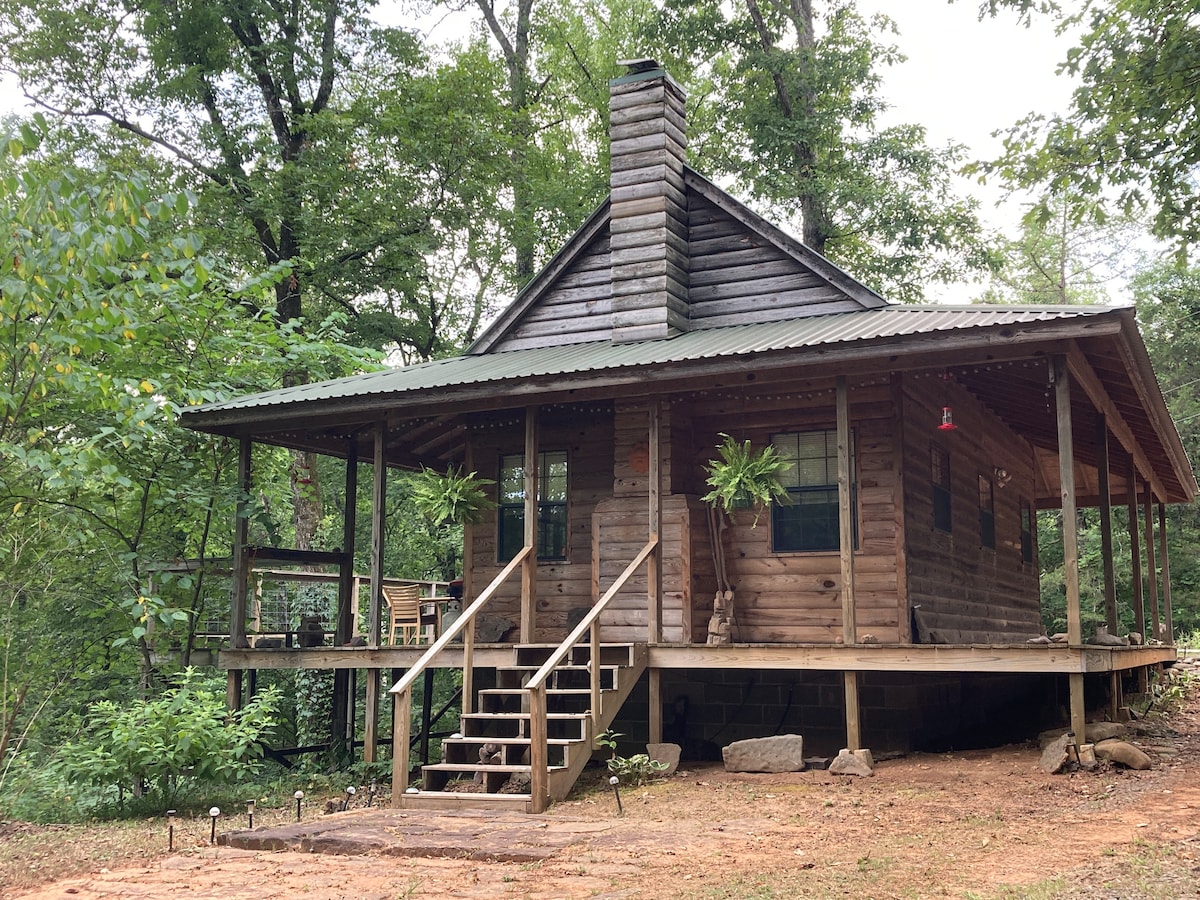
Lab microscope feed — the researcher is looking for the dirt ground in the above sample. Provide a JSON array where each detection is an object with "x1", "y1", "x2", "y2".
[{"x1": 5, "y1": 681, "x2": 1200, "y2": 900}]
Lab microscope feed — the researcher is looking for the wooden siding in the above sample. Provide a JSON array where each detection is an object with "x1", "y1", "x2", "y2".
[
  {"x1": 686, "y1": 193, "x2": 863, "y2": 328},
  {"x1": 900, "y1": 375, "x2": 1042, "y2": 642},
  {"x1": 490, "y1": 231, "x2": 613, "y2": 352},
  {"x1": 466, "y1": 406, "x2": 615, "y2": 640},
  {"x1": 679, "y1": 381, "x2": 903, "y2": 643}
]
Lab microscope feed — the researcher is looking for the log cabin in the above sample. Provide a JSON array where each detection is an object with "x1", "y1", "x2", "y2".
[{"x1": 180, "y1": 60, "x2": 1196, "y2": 812}]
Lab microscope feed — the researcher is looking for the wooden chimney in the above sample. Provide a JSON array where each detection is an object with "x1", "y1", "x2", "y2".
[{"x1": 609, "y1": 59, "x2": 689, "y2": 342}]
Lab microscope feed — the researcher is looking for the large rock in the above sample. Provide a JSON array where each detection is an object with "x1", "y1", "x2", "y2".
[
  {"x1": 722, "y1": 735, "x2": 805, "y2": 773},
  {"x1": 1094, "y1": 739, "x2": 1153, "y2": 770},
  {"x1": 828, "y1": 748, "x2": 874, "y2": 777},
  {"x1": 647, "y1": 742, "x2": 682, "y2": 776},
  {"x1": 1085, "y1": 722, "x2": 1128, "y2": 743},
  {"x1": 1039, "y1": 733, "x2": 1071, "y2": 774}
]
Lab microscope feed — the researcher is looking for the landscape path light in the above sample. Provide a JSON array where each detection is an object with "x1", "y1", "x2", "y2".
[
  {"x1": 294, "y1": 790, "x2": 304, "y2": 822},
  {"x1": 209, "y1": 807, "x2": 221, "y2": 845},
  {"x1": 342, "y1": 785, "x2": 357, "y2": 811},
  {"x1": 246, "y1": 799, "x2": 255, "y2": 830},
  {"x1": 166, "y1": 809, "x2": 176, "y2": 852},
  {"x1": 609, "y1": 775, "x2": 623, "y2": 815}
]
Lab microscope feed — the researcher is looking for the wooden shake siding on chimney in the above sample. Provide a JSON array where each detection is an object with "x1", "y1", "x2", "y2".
[{"x1": 609, "y1": 73, "x2": 689, "y2": 341}]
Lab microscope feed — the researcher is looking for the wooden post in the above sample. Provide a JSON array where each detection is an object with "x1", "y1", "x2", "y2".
[
  {"x1": 1144, "y1": 484, "x2": 1160, "y2": 641},
  {"x1": 336, "y1": 442, "x2": 358, "y2": 645},
  {"x1": 1158, "y1": 503, "x2": 1173, "y2": 645},
  {"x1": 364, "y1": 669, "x2": 380, "y2": 764},
  {"x1": 648, "y1": 668, "x2": 663, "y2": 744},
  {"x1": 1096, "y1": 415, "x2": 1117, "y2": 632},
  {"x1": 529, "y1": 685, "x2": 549, "y2": 813},
  {"x1": 521, "y1": 406, "x2": 539, "y2": 643},
  {"x1": 226, "y1": 670, "x2": 243, "y2": 712},
  {"x1": 843, "y1": 671, "x2": 861, "y2": 751},
  {"x1": 369, "y1": 424, "x2": 386, "y2": 647},
  {"x1": 420, "y1": 668, "x2": 435, "y2": 764},
  {"x1": 463, "y1": 616, "x2": 476, "y2": 716},
  {"x1": 230, "y1": 437, "x2": 252, "y2": 652},
  {"x1": 391, "y1": 689, "x2": 412, "y2": 804},
  {"x1": 1053, "y1": 358, "x2": 1086, "y2": 742},
  {"x1": 648, "y1": 403, "x2": 662, "y2": 643},
  {"x1": 837, "y1": 376, "x2": 855, "y2": 644},
  {"x1": 1128, "y1": 458, "x2": 1145, "y2": 642}
]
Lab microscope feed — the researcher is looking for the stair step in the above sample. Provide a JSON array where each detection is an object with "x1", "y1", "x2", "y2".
[
  {"x1": 423, "y1": 762, "x2": 568, "y2": 775},
  {"x1": 397, "y1": 790, "x2": 532, "y2": 812}
]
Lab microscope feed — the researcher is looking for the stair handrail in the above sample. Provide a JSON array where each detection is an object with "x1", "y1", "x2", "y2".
[
  {"x1": 524, "y1": 537, "x2": 658, "y2": 812},
  {"x1": 389, "y1": 545, "x2": 532, "y2": 798}
]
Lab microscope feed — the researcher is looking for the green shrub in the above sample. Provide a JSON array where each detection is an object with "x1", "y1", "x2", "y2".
[{"x1": 55, "y1": 668, "x2": 280, "y2": 812}]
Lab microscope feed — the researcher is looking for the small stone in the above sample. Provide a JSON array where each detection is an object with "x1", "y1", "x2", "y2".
[
  {"x1": 647, "y1": 742, "x2": 682, "y2": 776},
  {"x1": 722, "y1": 735, "x2": 805, "y2": 773},
  {"x1": 1039, "y1": 734, "x2": 1071, "y2": 775},
  {"x1": 828, "y1": 748, "x2": 873, "y2": 777},
  {"x1": 1094, "y1": 739, "x2": 1153, "y2": 770}
]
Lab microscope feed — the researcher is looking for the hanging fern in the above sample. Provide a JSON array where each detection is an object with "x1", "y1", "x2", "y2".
[
  {"x1": 409, "y1": 466, "x2": 495, "y2": 526},
  {"x1": 701, "y1": 434, "x2": 790, "y2": 525}
]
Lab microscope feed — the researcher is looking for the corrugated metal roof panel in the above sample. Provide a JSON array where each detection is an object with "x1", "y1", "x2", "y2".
[{"x1": 184, "y1": 305, "x2": 1116, "y2": 415}]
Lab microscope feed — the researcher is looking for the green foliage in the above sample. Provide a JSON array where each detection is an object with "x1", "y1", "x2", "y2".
[
  {"x1": 976, "y1": 0, "x2": 1200, "y2": 256},
  {"x1": 409, "y1": 466, "x2": 496, "y2": 527},
  {"x1": 702, "y1": 434, "x2": 790, "y2": 524},
  {"x1": 55, "y1": 669, "x2": 281, "y2": 812},
  {"x1": 654, "y1": 0, "x2": 999, "y2": 302},
  {"x1": 596, "y1": 730, "x2": 668, "y2": 786}
]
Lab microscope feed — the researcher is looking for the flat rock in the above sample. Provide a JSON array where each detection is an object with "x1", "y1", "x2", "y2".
[
  {"x1": 647, "y1": 742, "x2": 682, "y2": 776},
  {"x1": 722, "y1": 734, "x2": 805, "y2": 773},
  {"x1": 1094, "y1": 739, "x2": 1153, "y2": 770},
  {"x1": 1039, "y1": 733, "x2": 1071, "y2": 774},
  {"x1": 1086, "y1": 722, "x2": 1128, "y2": 743},
  {"x1": 828, "y1": 748, "x2": 874, "y2": 777}
]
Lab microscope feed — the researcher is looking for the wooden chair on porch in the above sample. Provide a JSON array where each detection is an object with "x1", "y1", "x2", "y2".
[{"x1": 383, "y1": 584, "x2": 422, "y2": 645}]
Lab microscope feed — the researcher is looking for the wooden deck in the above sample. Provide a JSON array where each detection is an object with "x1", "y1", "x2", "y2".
[{"x1": 218, "y1": 641, "x2": 1176, "y2": 675}]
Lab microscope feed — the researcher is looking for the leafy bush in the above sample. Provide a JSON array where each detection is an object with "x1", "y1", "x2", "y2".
[
  {"x1": 56, "y1": 668, "x2": 280, "y2": 811},
  {"x1": 596, "y1": 730, "x2": 668, "y2": 786}
]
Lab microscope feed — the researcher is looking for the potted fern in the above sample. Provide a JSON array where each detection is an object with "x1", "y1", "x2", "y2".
[
  {"x1": 410, "y1": 465, "x2": 495, "y2": 527},
  {"x1": 701, "y1": 434, "x2": 789, "y2": 525}
]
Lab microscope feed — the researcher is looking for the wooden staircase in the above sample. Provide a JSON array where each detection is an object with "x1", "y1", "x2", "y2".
[{"x1": 396, "y1": 642, "x2": 647, "y2": 811}]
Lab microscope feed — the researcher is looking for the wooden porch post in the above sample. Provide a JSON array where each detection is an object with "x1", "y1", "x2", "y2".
[
  {"x1": 364, "y1": 424, "x2": 387, "y2": 763},
  {"x1": 648, "y1": 402, "x2": 662, "y2": 643},
  {"x1": 1096, "y1": 415, "x2": 1117, "y2": 632},
  {"x1": 836, "y1": 377, "x2": 860, "y2": 749},
  {"x1": 1158, "y1": 503, "x2": 1173, "y2": 645},
  {"x1": 521, "y1": 406, "x2": 539, "y2": 643},
  {"x1": 336, "y1": 442, "x2": 358, "y2": 646},
  {"x1": 1144, "y1": 483, "x2": 1160, "y2": 641},
  {"x1": 1053, "y1": 358, "x2": 1086, "y2": 742},
  {"x1": 1127, "y1": 457, "x2": 1148, "y2": 692},
  {"x1": 227, "y1": 437, "x2": 252, "y2": 710}
]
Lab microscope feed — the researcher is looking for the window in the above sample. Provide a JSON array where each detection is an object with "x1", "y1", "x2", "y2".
[
  {"x1": 931, "y1": 446, "x2": 952, "y2": 533},
  {"x1": 770, "y1": 430, "x2": 856, "y2": 552},
  {"x1": 498, "y1": 450, "x2": 568, "y2": 562},
  {"x1": 1020, "y1": 498, "x2": 1035, "y2": 563},
  {"x1": 978, "y1": 475, "x2": 995, "y2": 549}
]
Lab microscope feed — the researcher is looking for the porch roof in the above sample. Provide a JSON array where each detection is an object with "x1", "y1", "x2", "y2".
[{"x1": 179, "y1": 303, "x2": 1196, "y2": 504}]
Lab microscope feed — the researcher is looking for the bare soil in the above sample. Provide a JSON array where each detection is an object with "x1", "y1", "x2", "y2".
[{"x1": 5, "y1": 683, "x2": 1200, "y2": 900}]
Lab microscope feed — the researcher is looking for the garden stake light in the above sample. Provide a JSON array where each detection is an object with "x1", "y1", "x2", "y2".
[
  {"x1": 246, "y1": 799, "x2": 255, "y2": 830},
  {"x1": 368, "y1": 781, "x2": 376, "y2": 807},
  {"x1": 167, "y1": 810, "x2": 176, "y2": 852},
  {"x1": 342, "y1": 785, "x2": 356, "y2": 811},
  {"x1": 294, "y1": 790, "x2": 304, "y2": 821},
  {"x1": 609, "y1": 775, "x2": 623, "y2": 815},
  {"x1": 209, "y1": 807, "x2": 221, "y2": 845}
]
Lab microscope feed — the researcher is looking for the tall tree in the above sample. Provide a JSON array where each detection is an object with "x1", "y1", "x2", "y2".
[
  {"x1": 975, "y1": 0, "x2": 1200, "y2": 259},
  {"x1": 654, "y1": 0, "x2": 999, "y2": 302}
]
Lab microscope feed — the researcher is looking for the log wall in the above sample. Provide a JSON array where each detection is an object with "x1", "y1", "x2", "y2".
[
  {"x1": 679, "y1": 381, "x2": 903, "y2": 643},
  {"x1": 467, "y1": 406, "x2": 615, "y2": 640},
  {"x1": 900, "y1": 374, "x2": 1043, "y2": 642}
]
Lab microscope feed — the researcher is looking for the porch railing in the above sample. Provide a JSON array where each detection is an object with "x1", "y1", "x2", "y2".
[
  {"x1": 389, "y1": 545, "x2": 532, "y2": 795},
  {"x1": 524, "y1": 538, "x2": 658, "y2": 812}
]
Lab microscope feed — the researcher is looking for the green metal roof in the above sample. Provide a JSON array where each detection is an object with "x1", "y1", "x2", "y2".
[{"x1": 182, "y1": 305, "x2": 1117, "y2": 418}]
